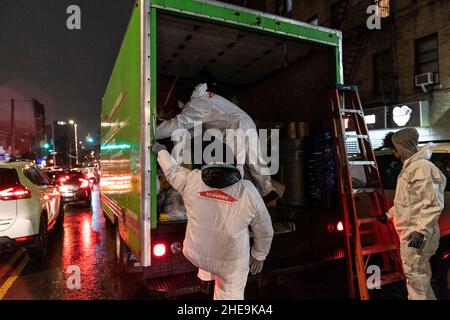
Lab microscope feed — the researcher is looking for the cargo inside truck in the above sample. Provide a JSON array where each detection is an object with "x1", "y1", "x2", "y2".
[{"x1": 151, "y1": 12, "x2": 346, "y2": 279}]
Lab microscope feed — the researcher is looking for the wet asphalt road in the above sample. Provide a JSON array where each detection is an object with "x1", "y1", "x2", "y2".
[
  {"x1": 2, "y1": 185, "x2": 445, "y2": 300},
  {"x1": 0, "y1": 185, "x2": 143, "y2": 300}
]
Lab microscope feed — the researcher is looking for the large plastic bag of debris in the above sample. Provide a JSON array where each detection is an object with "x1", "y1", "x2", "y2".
[{"x1": 159, "y1": 188, "x2": 187, "y2": 222}]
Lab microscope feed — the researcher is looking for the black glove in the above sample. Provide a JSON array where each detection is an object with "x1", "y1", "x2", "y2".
[
  {"x1": 406, "y1": 231, "x2": 425, "y2": 249},
  {"x1": 249, "y1": 256, "x2": 264, "y2": 275},
  {"x1": 262, "y1": 190, "x2": 279, "y2": 203},
  {"x1": 151, "y1": 142, "x2": 166, "y2": 154},
  {"x1": 377, "y1": 213, "x2": 389, "y2": 225}
]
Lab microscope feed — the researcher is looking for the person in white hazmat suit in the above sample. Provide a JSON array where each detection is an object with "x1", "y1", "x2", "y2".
[
  {"x1": 156, "y1": 80, "x2": 277, "y2": 202},
  {"x1": 151, "y1": 142, "x2": 274, "y2": 300},
  {"x1": 380, "y1": 128, "x2": 446, "y2": 300}
]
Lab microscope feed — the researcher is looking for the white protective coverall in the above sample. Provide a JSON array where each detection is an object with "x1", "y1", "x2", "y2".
[
  {"x1": 157, "y1": 149, "x2": 274, "y2": 300},
  {"x1": 156, "y1": 83, "x2": 274, "y2": 196},
  {"x1": 387, "y1": 138, "x2": 446, "y2": 300}
]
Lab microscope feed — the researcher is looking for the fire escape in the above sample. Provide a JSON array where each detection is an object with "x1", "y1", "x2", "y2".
[{"x1": 332, "y1": 0, "x2": 393, "y2": 86}]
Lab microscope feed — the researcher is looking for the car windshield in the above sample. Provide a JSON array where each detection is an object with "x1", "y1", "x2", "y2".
[{"x1": 55, "y1": 172, "x2": 85, "y2": 183}]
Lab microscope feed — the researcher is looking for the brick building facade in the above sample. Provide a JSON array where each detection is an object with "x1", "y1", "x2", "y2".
[{"x1": 222, "y1": 0, "x2": 450, "y2": 141}]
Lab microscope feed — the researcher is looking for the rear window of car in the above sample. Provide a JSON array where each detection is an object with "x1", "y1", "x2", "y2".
[
  {"x1": 377, "y1": 152, "x2": 450, "y2": 191},
  {"x1": 55, "y1": 172, "x2": 84, "y2": 182},
  {"x1": 430, "y1": 153, "x2": 450, "y2": 191},
  {"x1": 0, "y1": 168, "x2": 20, "y2": 188}
]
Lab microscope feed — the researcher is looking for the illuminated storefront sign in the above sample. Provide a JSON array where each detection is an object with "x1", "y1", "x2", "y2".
[{"x1": 387, "y1": 101, "x2": 429, "y2": 128}]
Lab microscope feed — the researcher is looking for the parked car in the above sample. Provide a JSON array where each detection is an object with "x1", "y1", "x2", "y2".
[
  {"x1": 352, "y1": 142, "x2": 450, "y2": 293},
  {"x1": 43, "y1": 169, "x2": 63, "y2": 184},
  {"x1": 78, "y1": 166, "x2": 100, "y2": 187},
  {"x1": 54, "y1": 171, "x2": 92, "y2": 207},
  {"x1": 0, "y1": 161, "x2": 63, "y2": 259}
]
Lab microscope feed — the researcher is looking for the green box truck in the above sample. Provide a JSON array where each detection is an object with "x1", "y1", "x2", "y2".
[{"x1": 100, "y1": 0, "x2": 346, "y2": 297}]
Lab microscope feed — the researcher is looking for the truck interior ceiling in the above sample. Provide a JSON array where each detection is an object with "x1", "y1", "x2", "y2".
[
  {"x1": 156, "y1": 13, "x2": 335, "y2": 124},
  {"x1": 155, "y1": 11, "x2": 342, "y2": 248}
]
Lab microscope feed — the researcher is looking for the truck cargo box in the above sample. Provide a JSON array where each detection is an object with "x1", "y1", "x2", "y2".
[{"x1": 100, "y1": 0, "x2": 345, "y2": 294}]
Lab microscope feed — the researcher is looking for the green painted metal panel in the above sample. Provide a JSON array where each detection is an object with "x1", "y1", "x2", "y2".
[
  {"x1": 335, "y1": 46, "x2": 343, "y2": 85},
  {"x1": 150, "y1": 0, "x2": 340, "y2": 46},
  {"x1": 150, "y1": 7, "x2": 158, "y2": 229},
  {"x1": 100, "y1": 2, "x2": 142, "y2": 256}
]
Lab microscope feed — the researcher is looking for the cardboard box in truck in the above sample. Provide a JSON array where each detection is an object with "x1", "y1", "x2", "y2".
[{"x1": 100, "y1": 0, "x2": 346, "y2": 297}]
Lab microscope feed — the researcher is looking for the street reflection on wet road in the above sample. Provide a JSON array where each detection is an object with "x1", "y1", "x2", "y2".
[{"x1": 0, "y1": 186, "x2": 142, "y2": 300}]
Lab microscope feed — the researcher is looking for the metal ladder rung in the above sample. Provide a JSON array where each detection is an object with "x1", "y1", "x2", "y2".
[
  {"x1": 341, "y1": 109, "x2": 363, "y2": 115},
  {"x1": 336, "y1": 84, "x2": 359, "y2": 92},
  {"x1": 379, "y1": 272, "x2": 405, "y2": 286},
  {"x1": 345, "y1": 134, "x2": 369, "y2": 139},
  {"x1": 352, "y1": 188, "x2": 382, "y2": 194},
  {"x1": 358, "y1": 217, "x2": 377, "y2": 224},
  {"x1": 349, "y1": 161, "x2": 375, "y2": 166},
  {"x1": 359, "y1": 229, "x2": 377, "y2": 235},
  {"x1": 361, "y1": 244, "x2": 397, "y2": 256}
]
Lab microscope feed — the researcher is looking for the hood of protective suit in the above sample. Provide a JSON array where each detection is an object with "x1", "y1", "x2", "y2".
[
  {"x1": 201, "y1": 163, "x2": 242, "y2": 189},
  {"x1": 404, "y1": 142, "x2": 434, "y2": 165},
  {"x1": 392, "y1": 128, "x2": 419, "y2": 161},
  {"x1": 191, "y1": 83, "x2": 208, "y2": 99}
]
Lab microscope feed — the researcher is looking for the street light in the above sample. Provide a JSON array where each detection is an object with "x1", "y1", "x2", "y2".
[{"x1": 68, "y1": 120, "x2": 79, "y2": 166}]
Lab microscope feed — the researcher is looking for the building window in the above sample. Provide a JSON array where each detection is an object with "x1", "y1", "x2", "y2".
[
  {"x1": 373, "y1": 49, "x2": 393, "y2": 99},
  {"x1": 375, "y1": 0, "x2": 390, "y2": 18},
  {"x1": 276, "y1": 0, "x2": 293, "y2": 16},
  {"x1": 415, "y1": 33, "x2": 439, "y2": 77},
  {"x1": 308, "y1": 14, "x2": 319, "y2": 26}
]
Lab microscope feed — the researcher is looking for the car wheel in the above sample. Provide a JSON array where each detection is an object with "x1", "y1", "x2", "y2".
[
  {"x1": 85, "y1": 193, "x2": 92, "y2": 209},
  {"x1": 436, "y1": 252, "x2": 450, "y2": 293},
  {"x1": 54, "y1": 204, "x2": 64, "y2": 233},
  {"x1": 30, "y1": 213, "x2": 48, "y2": 260},
  {"x1": 115, "y1": 224, "x2": 129, "y2": 273}
]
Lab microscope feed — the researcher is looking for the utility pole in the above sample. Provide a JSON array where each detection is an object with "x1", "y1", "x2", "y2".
[
  {"x1": 74, "y1": 123, "x2": 79, "y2": 166},
  {"x1": 51, "y1": 121, "x2": 56, "y2": 166},
  {"x1": 10, "y1": 99, "x2": 15, "y2": 154},
  {"x1": 69, "y1": 119, "x2": 79, "y2": 167}
]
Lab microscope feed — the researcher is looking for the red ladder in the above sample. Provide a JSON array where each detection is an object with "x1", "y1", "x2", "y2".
[{"x1": 328, "y1": 84, "x2": 404, "y2": 300}]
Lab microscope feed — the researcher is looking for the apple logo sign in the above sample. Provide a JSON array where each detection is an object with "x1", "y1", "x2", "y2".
[{"x1": 393, "y1": 105, "x2": 412, "y2": 127}]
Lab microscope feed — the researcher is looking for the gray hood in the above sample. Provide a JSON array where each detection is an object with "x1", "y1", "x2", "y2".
[{"x1": 392, "y1": 128, "x2": 419, "y2": 161}]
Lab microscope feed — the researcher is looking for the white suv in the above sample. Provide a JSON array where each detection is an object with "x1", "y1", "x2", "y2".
[{"x1": 0, "y1": 161, "x2": 63, "y2": 259}]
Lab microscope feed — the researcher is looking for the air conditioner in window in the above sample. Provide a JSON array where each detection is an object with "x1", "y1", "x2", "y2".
[{"x1": 415, "y1": 72, "x2": 438, "y2": 93}]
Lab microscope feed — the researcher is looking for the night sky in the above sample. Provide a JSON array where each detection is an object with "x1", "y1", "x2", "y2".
[{"x1": 0, "y1": 0, "x2": 135, "y2": 139}]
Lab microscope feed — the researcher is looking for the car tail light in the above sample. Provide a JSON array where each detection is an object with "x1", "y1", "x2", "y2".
[
  {"x1": 153, "y1": 243, "x2": 167, "y2": 257},
  {"x1": 15, "y1": 235, "x2": 34, "y2": 242},
  {"x1": 0, "y1": 185, "x2": 32, "y2": 201},
  {"x1": 337, "y1": 221, "x2": 344, "y2": 232},
  {"x1": 59, "y1": 177, "x2": 67, "y2": 183},
  {"x1": 79, "y1": 178, "x2": 89, "y2": 189}
]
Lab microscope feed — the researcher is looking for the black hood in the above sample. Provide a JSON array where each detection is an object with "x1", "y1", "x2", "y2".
[{"x1": 201, "y1": 166, "x2": 242, "y2": 189}]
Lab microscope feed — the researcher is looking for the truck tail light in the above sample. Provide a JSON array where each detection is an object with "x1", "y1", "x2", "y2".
[
  {"x1": 337, "y1": 221, "x2": 344, "y2": 232},
  {"x1": 153, "y1": 243, "x2": 167, "y2": 257},
  {"x1": 0, "y1": 185, "x2": 32, "y2": 201},
  {"x1": 79, "y1": 178, "x2": 89, "y2": 189}
]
